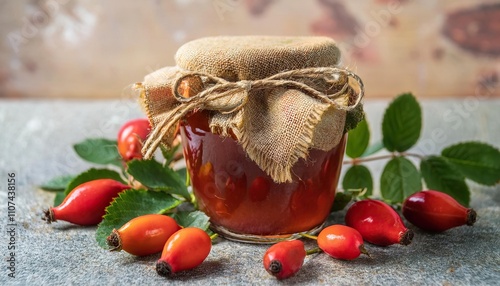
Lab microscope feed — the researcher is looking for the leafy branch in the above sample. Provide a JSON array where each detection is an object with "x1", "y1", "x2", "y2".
[
  {"x1": 39, "y1": 92, "x2": 500, "y2": 248},
  {"x1": 338, "y1": 93, "x2": 500, "y2": 208},
  {"x1": 39, "y1": 138, "x2": 209, "y2": 249}
]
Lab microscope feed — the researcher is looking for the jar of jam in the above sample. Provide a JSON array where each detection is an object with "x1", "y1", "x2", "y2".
[
  {"x1": 138, "y1": 36, "x2": 364, "y2": 243},
  {"x1": 180, "y1": 110, "x2": 347, "y2": 242}
]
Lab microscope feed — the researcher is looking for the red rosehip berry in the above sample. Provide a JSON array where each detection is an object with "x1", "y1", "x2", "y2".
[
  {"x1": 402, "y1": 190, "x2": 477, "y2": 232},
  {"x1": 263, "y1": 240, "x2": 306, "y2": 280},
  {"x1": 156, "y1": 227, "x2": 211, "y2": 277},
  {"x1": 249, "y1": 176, "x2": 271, "y2": 202},
  {"x1": 345, "y1": 199, "x2": 414, "y2": 246},
  {"x1": 43, "y1": 179, "x2": 129, "y2": 226},
  {"x1": 317, "y1": 225, "x2": 368, "y2": 260},
  {"x1": 107, "y1": 214, "x2": 181, "y2": 256},
  {"x1": 117, "y1": 118, "x2": 151, "y2": 161}
]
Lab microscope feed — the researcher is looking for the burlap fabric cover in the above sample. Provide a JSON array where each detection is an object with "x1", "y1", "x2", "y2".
[{"x1": 138, "y1": 36, "x2": 364, "y2": 183}]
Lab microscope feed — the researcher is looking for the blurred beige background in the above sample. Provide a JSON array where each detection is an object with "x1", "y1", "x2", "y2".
[{"x1": 1, "y1": 0, "x2": 499, "y2": 99}]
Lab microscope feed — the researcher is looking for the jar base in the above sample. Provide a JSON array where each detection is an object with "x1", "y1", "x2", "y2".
[{"x1": 210, "y1": 223, "x2": 325, "y2": 244}]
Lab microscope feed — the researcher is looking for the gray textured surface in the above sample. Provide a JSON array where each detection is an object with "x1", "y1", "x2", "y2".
[{"x1": 1, "y1": 98, "x2": 499, "y2": 285}]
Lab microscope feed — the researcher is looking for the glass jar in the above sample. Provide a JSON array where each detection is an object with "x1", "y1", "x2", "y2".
[{"x1": 180, "y1": 110, "x2": 347, "y2": 243}]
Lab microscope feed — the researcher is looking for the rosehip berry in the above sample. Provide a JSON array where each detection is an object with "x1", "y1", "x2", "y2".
[
  {"x1": 117, "y1": 118, "x2": 151, "y2": 161},
  {"x1": 249, "y1": 176, "x2": 271, "y2": 202},
  {"x1": 317, "y1": 225, "x2": 368, "y2": 260},
  {"x1": 43, "y1": 179, "x2": 129, "y2": 226},
  {"x1": 107, "y1": 214, "x2": 181, "y2": 256},
  {"x1": 156, "y1": 227, "x2": 211, "y2": 277},
  {"x1": 263, "y1": 240, "x2": 306, "y2": 280},
  {"x1": 345, "y1": 199, "x2": 414, "y2": 246},
  {"x1": 402, "y1": 190, "x2": 477, "y2": 232}
]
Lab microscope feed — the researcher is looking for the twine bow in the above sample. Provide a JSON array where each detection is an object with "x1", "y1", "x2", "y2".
[{"x1": 142, "y1": 66, "x2": 364, "y2": 159}]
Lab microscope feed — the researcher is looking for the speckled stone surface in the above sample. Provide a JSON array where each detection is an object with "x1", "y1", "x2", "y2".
[{"x1": 1, "y1": 99, "x2": 499, "y2": 285}]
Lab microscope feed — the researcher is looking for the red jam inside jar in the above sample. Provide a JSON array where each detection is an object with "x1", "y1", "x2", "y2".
[{"x1": 180, "y1": 111, "x2": 346, "y2": 242}]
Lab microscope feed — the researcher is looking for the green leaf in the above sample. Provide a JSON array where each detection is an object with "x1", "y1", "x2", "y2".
[
  {"x1": 441, "y1": 141, "x2": 500, "y2": 186},
  {"x1": 53, "y1": 191, "x2": 67, "y2": 206},
  {"x1": 175, "y1": 167, "x2": 187, "y2": 181},
  {"x1": 73, "y1": 138, "x2": 122, "y2": 167},
  {"x1": 170, "y1": 210, "x2": 210, "y2": 230},
  {"x1": 160, "y1": 144, "x2": 181, "y2": 166},
  {"x1": 420, "y1": 155, "x2": 470, "y2": 207},
  {"x1": 64, "y1": 168, "x2": 125, "y2": 196},
  {"x1": 331, "y1": 192, "x2": 353, "y2": 212},
  {"x1": 95, "y1": 189, "x2": 181, "y2": 248},
  {"x1": 127, "y1": 159, "x2": 191, "y2": 200},
  {"x1": 39, "y1": 175, "x2": 76, "y2": 192},
  {"x1": 382, "y1": 93, "x2": 422, "y2": 152},
  {"x1": 342, "y1": 165, "x2": 373, "y2": 197},
  {"x1": 344, "y1": 103, "x2": 365, "y2": 133},
  {"x1": 361, "y1": 140, "x2": 384, "y2": 157},
  {"x1": 175, "y1": 167, "x2": 189, "y2": 186},
  {"x1": 380, "y1": 157, "x2": 422, "y2": 203},
  {"x1": 346, "y1": 119, "x2": 370, "y2": 158}
]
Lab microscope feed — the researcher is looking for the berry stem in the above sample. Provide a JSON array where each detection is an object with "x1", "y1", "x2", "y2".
[
  {"x1": 343, "y1": 152, "x2": 424, "y2": 165},
  {"x1": 299, "y1": 233, "x2": 318, "y2": 240},
  {"x1": 305, "y1": 247, "x2": 322, "y2": 256},
  {"x1": 190, "y1": 193, "x2": 197, "y2": 206},
  {"x1": 359, "y1": 244, "x2": 371, "y2": 258},
  {"x1": 210, "y1": 233, "x2": 219, "y2": 241}
]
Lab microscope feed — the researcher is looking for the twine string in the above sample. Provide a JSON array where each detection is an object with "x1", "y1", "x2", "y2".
[{"x1": 142, "y1": 67, "x2": 364, "y2": 159}]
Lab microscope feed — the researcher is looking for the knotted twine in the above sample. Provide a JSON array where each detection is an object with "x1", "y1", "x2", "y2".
[
  {"x1": 137, "y1": 36, "x2": 364, "y2": 183},
  {"x1": 138, "y1": 66, "x2": 363, "y2": 183}
]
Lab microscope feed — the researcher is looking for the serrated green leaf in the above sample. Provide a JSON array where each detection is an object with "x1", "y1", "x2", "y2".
[
  {"x1": 421, "y1": 155, "x2": 470, "y2": 207},
  {"x1": 53, "y1": 191, "x2": 67, "y2": 206},
  {"x1": 170, "y1": 210, "x2": 210, "y2": 230},
  {"x1": 64, "y1": 168, "x2": 125, "y2": 196},
  {"x1": 95, "y1": 189, "x2": 181, "y2": 248},
  {"x1": 380, "y1": 157, "x2": 422, "y2": 203},
  {"x1": 331, "y1": 192, "x2": 353, "y2": 212},
  {"x1": 73, "y1": 138, "x2": 122, "y2": 167},
  {"x1": 382, "y1": 93, "x2": 422, "y2": 152},
  {"x1": 346, "y1": 119, "x2": 370, "y2": 158},
  {"x1": 361, "y1": 140, "x2": 384, "y2": 157},
  {"x1": 342, "y1": 165, "x2": 373, "y2": 197},
  {"x1": 127, "y1": 159, "x2": 190, "y2": 200},
  {"x1": 441, "y1": 141, "x2": 500, "y2": 186},
  {"x1": 39, "y1": 175, "x2": 76, "y2": 192}
]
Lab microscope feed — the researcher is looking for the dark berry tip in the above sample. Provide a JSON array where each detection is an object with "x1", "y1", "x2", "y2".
[
  {"x1": 42, "y1": 208, "x2": 55, "y2": 224},
  {"x1": 466, "y1": 209, "x2": 477, "y2": 226},
  {"x1": 399, "y1": 229, "x2": 414, "y2": 246},
  {"x1": 156, "y1": 260, "x2": 173, "y2": 277},
  {"x1": 268, "y1": 260, "x2": 282, "y2": 275},
  {"x1": 106, "y1": 229, "x2": 121, "y2": 251}
]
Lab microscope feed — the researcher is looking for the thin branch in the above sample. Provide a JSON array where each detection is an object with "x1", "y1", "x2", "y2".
[
  {"x1": 343, "y1": 153, "x2": 395, "y2": 165},
  {"x1": 343, "y1": 152, "x2": 424, "y2": 165},
  {"x1": 401, "y1": 152, "x2": 425, "y2": 160}
]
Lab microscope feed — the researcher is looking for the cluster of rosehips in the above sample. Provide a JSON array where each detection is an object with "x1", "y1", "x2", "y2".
[
  {"x1": 43, "y1": 118, "x2": 213, "y2": 277},
  {"x1": 42, "y1": 118, "x2": 152, "y2": 227},
  {"x1": 42, "y1": 118, "x2": 478, "y2": 280},
  {"x1": 42, "y1": 178, "x2": 129, "y2": 226},
  {"x1": 263, "y1": 192, "x2": 477, "y2": 280}
]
